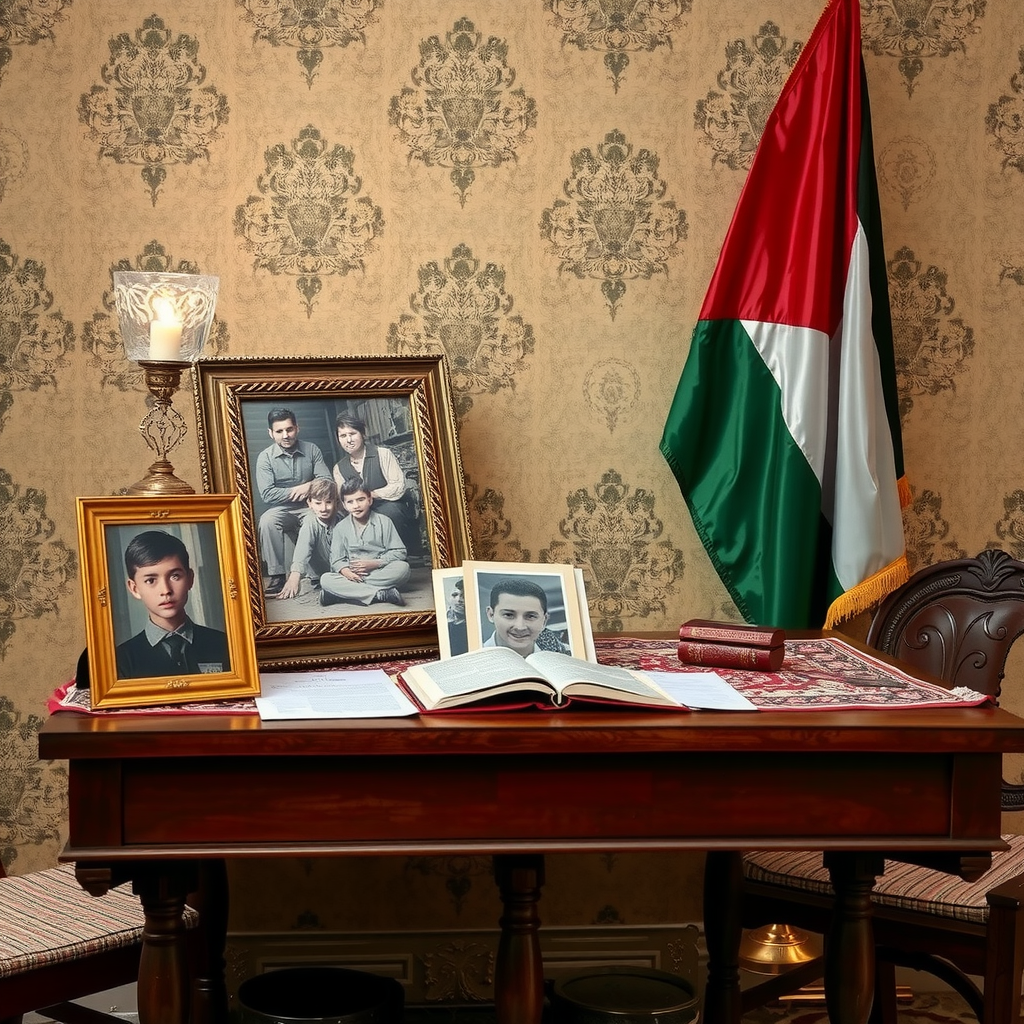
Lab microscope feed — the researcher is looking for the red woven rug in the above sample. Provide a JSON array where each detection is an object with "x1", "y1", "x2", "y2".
[{"x1": 604, "y1": 635, "x2": 989, "y2": 711}]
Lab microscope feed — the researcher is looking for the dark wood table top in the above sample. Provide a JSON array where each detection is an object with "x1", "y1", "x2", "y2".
[
  {"x1": 38, "y1": 698, "x2": 1024, "y2": 756},
  {"x1": 40, "y1": 629, "x2": 1024, "y2": 759}
]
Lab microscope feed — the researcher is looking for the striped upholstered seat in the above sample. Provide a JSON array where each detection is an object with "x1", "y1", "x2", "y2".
[
  {"x1": 1, "y1": 862, "x2": 198, "y2": 1024},
  {"x1": 744, "y1": 835, "x2": 1024, "y2": 926},
  {"x1": 1, "y1": 863, "x2": 146, "y2": 977}
]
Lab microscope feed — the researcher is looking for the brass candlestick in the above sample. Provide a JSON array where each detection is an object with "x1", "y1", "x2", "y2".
[
  {"x1": 738, "y1": 922, "x2": 821, "y2": 975},
  {"x1": 127, "y1": 360, "x2": 194, "y2": 496}
]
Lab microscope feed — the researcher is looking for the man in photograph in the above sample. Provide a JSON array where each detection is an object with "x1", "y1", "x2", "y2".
[
  {"x1": 115, "y1": 530, "x2": 230, "y2": 679},
  {"x1": 483, "y1": 577, "x2": 570, "y2": 657},
  {"x1": 254, "y1": 407, "x2": 333, "y2": 596}
]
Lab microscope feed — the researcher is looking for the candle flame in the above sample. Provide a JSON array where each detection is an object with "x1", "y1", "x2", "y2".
[{"x1": 152, "y1": 296, "x2": 181, "y2": 325}]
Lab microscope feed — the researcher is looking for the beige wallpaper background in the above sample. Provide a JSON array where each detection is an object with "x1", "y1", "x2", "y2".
[{"x1": 2, "y1": 0, "x2": 1023, "y2": 981}]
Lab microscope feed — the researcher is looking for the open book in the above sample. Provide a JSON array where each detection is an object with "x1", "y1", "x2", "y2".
[{"x1": 398, "y1": 646, "x2": 686, "y2": 712}]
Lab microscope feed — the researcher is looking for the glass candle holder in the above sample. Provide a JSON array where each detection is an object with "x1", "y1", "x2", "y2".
[
  {"x1": 112, "y1": 272, "x2": 219, "y2": 495},
  {"x1": 112, "y1": 271, "x2": 219, "y2": 363}
]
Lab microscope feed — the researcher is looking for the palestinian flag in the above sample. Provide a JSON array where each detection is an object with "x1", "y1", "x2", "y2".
[{"x1": 659, "y1": 0, "x2": 909, "y2": 630}]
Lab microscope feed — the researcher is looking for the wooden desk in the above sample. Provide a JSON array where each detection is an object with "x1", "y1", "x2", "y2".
[{"x1": 38, "y1": 643, "x2": 1024, "y2": 1024}]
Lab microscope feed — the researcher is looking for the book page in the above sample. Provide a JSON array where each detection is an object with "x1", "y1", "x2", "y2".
[
  {"x1": 256, "y1": 669, "x2": 419, "y2": 720},
  {"x1": 645, "y1": 671, "x2": 758, "y2": 711},
  {"x1": 524, "y1": 651, "x2": 684, "y2": 706},
  {"x1": 401, "y1": 647, "x2": 554, "y2": 709}
]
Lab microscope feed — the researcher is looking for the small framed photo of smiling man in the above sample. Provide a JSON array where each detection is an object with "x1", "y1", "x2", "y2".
[{"x1": 462, "y1": 560, "x2": 589, "y2": 661}]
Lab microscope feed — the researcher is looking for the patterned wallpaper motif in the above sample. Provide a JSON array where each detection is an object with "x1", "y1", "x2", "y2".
[
  {"x1": 0, "y1": 241, "x2": 72, "y2": 395},
  {"x1": 888, "y1": 246, "x2": 974, "y2": 417},
  {"x1": 78, "y1": 15, "x2": 230, "y2": 205},
  {"x1": 694, "y1": 21, "x2": 803, "y2": 171},
  {"x1": 387, "y1": 243, "x2": 536, "y2": 417},
  {"x1": 986, "y1": 44, "x2": 1024, "y2": 172},
  {"x1": 0, "y1": 1, "x2": 71, "y2": 87},
  {"x1": 235, "y1": 125, "x2": 384, "y2": 315},
  {"x1": 861, "y1": 0, "x2": 985, "y2": 97},
  {"x1": 0, "y1": 471, "x2": 77, "y2": 658},
  {"x1": 237, "y1": 0, "x2": 384, "y2": 88},
  {"x1": 876, "y1": 136, "x2": 936, "y2": 210},
  {"x1": 1, "y1": 0, "x2": 1022, "y2": 946},
  {"x1": 0, "y1": 127, "x2": 28, "y2": 201},
  {"x1": 389, "y1": 18, "x2": 538, "y2": 208},
  {"x1": 544, "y1": 0, "x2": 692, "y2": 93},
  {"x1": 541, "y1": 470, "x2": 686, "y2": 633},
  {"x1": 540, "y1": 128, "x2": 687, "y2": 319}
]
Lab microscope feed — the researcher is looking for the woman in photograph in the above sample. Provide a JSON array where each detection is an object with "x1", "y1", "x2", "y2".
[{"x1": 332, "y1": 414, "x2": 420, "y2": 554}]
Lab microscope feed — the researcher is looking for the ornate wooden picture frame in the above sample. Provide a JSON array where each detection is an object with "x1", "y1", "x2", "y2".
[
  {"x1": 193, "y1": 355, "x2": 473, "y2": 668},
  {"x1": 76, "y1": 494, "x2": 259, "y2": 709}
]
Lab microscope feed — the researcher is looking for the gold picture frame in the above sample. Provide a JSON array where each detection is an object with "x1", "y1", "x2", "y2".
[
  {"x1": 193, "y1": 355, "x2": 473, "y2": 668},
  {"x1": 76, "y1": 494, "x2": 259, "y2": 709}
]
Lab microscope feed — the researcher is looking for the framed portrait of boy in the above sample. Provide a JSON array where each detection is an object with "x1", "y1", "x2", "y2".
[
  {"x1": 76, "y1": 494, "x2": 259, "y2": 709},
  {"x1": 193, "y1": 355, "x2": 473, "y2": 668},
  {"x1": 462, "y1": 561, "x2": 589, "y2": 660}
]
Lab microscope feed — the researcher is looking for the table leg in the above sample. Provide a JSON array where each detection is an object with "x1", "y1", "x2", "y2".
[
  {"x1": 823, "y1": 852, "x2": 884, "y2": 1024},
  {"x1": 134, "y1": 864, "x2": 196, "y2": 1024},
  {"x1": 190, "y1": 859, "x2": 230, "y2": 1024},
  {"x1": 702, "y1": 850, "x2": 743, "y2": 1024},
  {"x1": 493, "y1": 853, "x2": 546, "y2": 1024}
]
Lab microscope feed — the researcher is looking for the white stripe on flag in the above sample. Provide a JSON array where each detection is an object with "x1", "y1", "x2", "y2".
[
  {"x1": 741, "y1": 318, "x2": 830, "y2": 489},
  {"x1": 833, "y1": 224, "x2": 903, "y2": 589}
]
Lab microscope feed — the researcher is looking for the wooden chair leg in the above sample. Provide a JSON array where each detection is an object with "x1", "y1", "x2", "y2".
[
  {"x1": 984, "y1": 892, "x2": 1024, "y2": 1024},
  {"x1": 869, "y1": 958, "x2": 898, "y2": 1024}
]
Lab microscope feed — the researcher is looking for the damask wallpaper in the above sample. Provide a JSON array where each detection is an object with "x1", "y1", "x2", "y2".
[{"x1": 1, "y1": 0, "x2": 1023, "y2": 952}]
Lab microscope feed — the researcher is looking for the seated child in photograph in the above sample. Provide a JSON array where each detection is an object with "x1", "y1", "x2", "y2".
[
  {"x1": 273, "y1": 476, "x2": 343, "y2": 600},
  {"x1": 115, "y1": 530, "x2": 230, "y2": 679},
  {"x1": 319, "y1": 477, "x2": 411, "y2": 607}
]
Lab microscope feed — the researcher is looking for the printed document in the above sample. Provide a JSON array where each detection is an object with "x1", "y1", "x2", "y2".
[{"x1": 256, "y1": 669, "x2": 419, "y2": 720}]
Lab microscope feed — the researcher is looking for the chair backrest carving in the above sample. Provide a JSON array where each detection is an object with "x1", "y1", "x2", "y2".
[{"x1": 866, "y1": 549, "x2": 1024, "y2": 703}]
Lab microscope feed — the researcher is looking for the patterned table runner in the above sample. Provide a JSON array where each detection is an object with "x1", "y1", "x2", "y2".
[{"x1": 49, "y1": 635, "x2": 988, "y2": 716}]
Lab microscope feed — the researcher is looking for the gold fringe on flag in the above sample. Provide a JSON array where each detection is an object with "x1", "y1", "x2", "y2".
[
  {"x1": 824, "y1": 473, "x2": 913, "y2": 627},
  {"x1": 824, "y1": 553, "x2": 910, "y2": 629},
  {"x1": 897, "y1": 473, "x2": 912, "y2": 509}
]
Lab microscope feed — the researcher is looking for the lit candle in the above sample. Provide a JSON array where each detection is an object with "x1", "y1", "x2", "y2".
[{"x1": 149, "y1": 297, "x2": 183, "y2": 361}]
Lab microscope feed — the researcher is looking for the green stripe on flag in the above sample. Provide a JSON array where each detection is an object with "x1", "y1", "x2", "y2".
[{"x1": 660, "y1": 318, "x2": 840, "y2": 627}]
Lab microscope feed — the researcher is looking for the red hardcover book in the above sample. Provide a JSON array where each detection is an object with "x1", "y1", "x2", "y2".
[
  {"x1": 677, "y1": 639, "x2": 785, "y2": 672},
  {"x1": 678, "y1": 619, "x2": 785, "y2": 649}
]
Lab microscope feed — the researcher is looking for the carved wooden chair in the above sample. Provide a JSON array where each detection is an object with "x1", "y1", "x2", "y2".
[
  {"x1": 0, "y1": 859, "x2": 198, "y2": 1024},
  {"x1": 740, "y1": 549, "x2": 1024, "y2": 1024}
]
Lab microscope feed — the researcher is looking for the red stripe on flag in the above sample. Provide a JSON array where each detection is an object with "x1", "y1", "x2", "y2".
[{"x1": 699, "y1": 0, "x2": 862, "y2": 338}]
